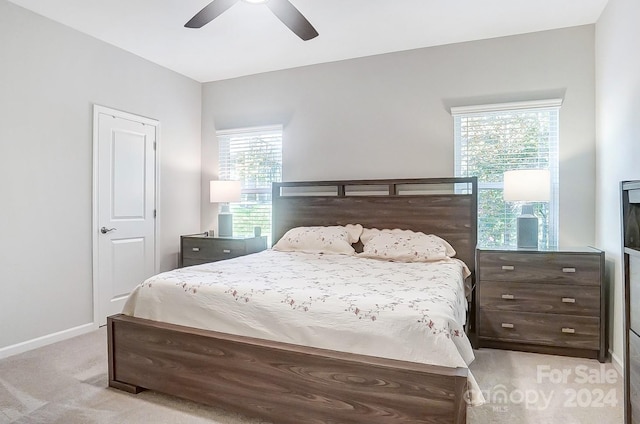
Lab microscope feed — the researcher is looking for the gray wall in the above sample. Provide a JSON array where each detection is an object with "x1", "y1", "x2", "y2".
[
  {"x1": 202, "y1": 26, "x2": 596, "y2": 249},
  {"x1": 595, "y1": 0, "x2": 640, "y2": 368},
  {"x1": 0, "y1": 0, "x2": 202, "y2": 351}
]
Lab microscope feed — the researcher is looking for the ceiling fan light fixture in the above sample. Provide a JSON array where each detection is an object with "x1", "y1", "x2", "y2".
[{"x1": 244, "y1": 0, "x2": 268, "y2": 4}]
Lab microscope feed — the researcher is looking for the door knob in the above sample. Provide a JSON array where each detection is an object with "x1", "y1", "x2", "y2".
[{"x1": 100, "y1": 227, "x2": 116, "y2": 234}]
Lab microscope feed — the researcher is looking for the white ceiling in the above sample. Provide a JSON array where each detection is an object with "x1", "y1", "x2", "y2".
[{"x1": 7, "y1": 0, "x2": 608, "y2": 83}]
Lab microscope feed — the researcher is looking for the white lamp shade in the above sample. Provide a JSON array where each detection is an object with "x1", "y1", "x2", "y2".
[
  {"x1": 210, "y1": 180, "x2": 242, "y2": 203},
  {"x1": 503, "y1": 170, "x2": 550, "y2": 202}
]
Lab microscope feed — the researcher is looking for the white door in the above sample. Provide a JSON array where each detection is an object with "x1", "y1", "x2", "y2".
[{"x1": 93, "y1": 106, "x2": 158, "y2": 326}]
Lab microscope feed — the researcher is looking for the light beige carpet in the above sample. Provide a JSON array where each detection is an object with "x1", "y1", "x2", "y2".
[{"x1": 0, "y1": 328, "x2": 624, "y2": 423}]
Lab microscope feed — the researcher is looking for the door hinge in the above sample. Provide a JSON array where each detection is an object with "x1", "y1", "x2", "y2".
[
  {"x1": 153, "y1": 141, "x2": 157, "y2": 150},
  {"x1": 153, "y1": 209, "x2": 157, "y2": 218}
]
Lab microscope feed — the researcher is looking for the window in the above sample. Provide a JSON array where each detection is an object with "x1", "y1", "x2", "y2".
[
  {"x1": 452, "y1": 100, "x2": 560, "y2": 248},
  {"x1": 217, "y1": 125, "x2": 282, "y2": 240}
]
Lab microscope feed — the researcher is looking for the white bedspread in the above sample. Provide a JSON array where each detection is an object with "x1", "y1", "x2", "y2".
[{"x1": 123, "y1": 250, "x2": 483, "y2": 405}]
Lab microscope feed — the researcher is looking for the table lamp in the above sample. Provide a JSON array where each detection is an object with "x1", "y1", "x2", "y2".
[
  {"x1": 503, "y1": 169, "x2": 550, "y2": 249},
  {"x1": 210, "y1": 180, "x2": 241, "y2": 237}
]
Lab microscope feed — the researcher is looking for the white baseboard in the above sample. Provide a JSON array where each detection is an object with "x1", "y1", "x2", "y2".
[
  {"x1": 610, "y1": 349, "x2": 623, "y2": 376},
  {"x1": 0, "y1": 322, "x2": 98, "y2": 360}
]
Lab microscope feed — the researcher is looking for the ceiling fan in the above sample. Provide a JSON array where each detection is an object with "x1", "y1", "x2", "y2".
[{"x1": 185, "y1": 0, "x2": 319, "y2": 41}]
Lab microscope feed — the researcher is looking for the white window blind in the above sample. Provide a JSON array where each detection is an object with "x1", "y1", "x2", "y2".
[
  {"x1": 217, "y1": 125, "x2": 283, "y2": 240},
  {"x1": 452, "y1": 100, "x2": 561, "y2": 248}
]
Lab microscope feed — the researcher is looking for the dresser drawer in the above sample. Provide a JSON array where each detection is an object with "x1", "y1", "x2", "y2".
[
  {"x1": 478, "y1": 252, "x2": 601, "y2": 286},
  {"x1": 182, "y1": 257, "x2": 219, "y2": 267},
  {"x1": 478, "y1": 310, "x2": 600, "y2": 349},
  {"x1": 182, "y1": 238, "x2": 246, "y2": 260},
  {"x1": 479, "y1": 281, "x2": 600, "y2": 315},
  {"x1": 630, "y1": 330, "x2": 640, "y2": 424}
]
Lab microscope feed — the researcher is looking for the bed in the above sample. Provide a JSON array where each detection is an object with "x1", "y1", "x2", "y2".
[{"x1": 108, "y1": 177, "x2": 479, "y2": 424}]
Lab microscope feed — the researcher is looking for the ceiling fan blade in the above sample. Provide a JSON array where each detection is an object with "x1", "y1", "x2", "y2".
[
  {"x1": 265, "y1": 0, "x2": 318, "y2": 41},
  {"x1": 185, "y1": 0, "x2": 240, "y2": 28}
]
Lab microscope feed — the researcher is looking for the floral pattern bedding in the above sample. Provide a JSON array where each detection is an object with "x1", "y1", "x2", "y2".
[{"x1": 122, "y1": 249, "x2": 483, "y2": 405}]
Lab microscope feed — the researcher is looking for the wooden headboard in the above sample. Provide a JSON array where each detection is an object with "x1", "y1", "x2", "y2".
[{"x1": 272, "y1": 177, "x2": 478, "y2": 279}]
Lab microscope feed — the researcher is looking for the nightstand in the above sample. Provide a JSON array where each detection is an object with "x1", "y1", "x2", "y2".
[
  {"x1": 476, "y1": 246, "x2": 606, "y2": 362},
  {"x1": 180, "y1": 234, "x2": 268, "y2": 267}
]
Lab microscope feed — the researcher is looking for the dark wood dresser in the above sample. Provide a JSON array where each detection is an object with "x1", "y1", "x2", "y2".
[
  {"x1": 476, "y1": 247, "x2": 605, "y2": 362},
  {"x1": 623, "y1": 180, "x2": 640, "y2": 423},
  {"x1": 180, "y1": 234, "x2": 267, "y2": 267}
]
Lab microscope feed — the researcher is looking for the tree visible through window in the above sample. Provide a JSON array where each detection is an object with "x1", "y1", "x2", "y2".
[
  {"x1": 217, "y1": 125, "x2": 282, "y2": 241},
  {"x1": 453, "y1": 100, "x2": 560, "y2": 248}
]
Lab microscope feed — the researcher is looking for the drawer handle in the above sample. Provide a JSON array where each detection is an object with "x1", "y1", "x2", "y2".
[
  {"x1": 501, "y1": 323, "x2": 514, "y2": 329},
  {"x1": 501, "y1": 265, "x2": 515, "y2": 271},
  {"x1": 562, "y1": 297, "x2": 576, "y2": 303},
  {"x1": 191, "y1": 247, "x2": 200, "y2": 252},
  {"x1": 562, "y1": 267, "x2": 576, "y2": 273},
  {"x1": 562, "y1": 327, "x2": 576, "y2": 334},
  {"x1": 223, "y1": 249, "x2": 231, "y2": 254},
  {"x1": 501, "y1": 294, "x2": 515, "y2": 300}
]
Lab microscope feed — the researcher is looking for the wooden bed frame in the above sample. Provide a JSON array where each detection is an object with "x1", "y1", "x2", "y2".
[{"x1": 108, "y1": 177, "x2": 478, "y2": 424}]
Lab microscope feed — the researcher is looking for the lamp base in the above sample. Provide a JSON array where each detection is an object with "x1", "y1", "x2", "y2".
[
  {"x1": 218, "y1": 213, "x2": 233, "y2": 237},
  {"x1": 516, "y1": 212, "x2": 538, "y2": 249}
]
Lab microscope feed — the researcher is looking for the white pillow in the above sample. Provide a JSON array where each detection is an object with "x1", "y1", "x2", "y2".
[
  {"x1": 273, "y1": 224, "x2": 363, "y2": 255},
  {"x1": 359, "y1": 228, "x2": 456, "y2": 262}
]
